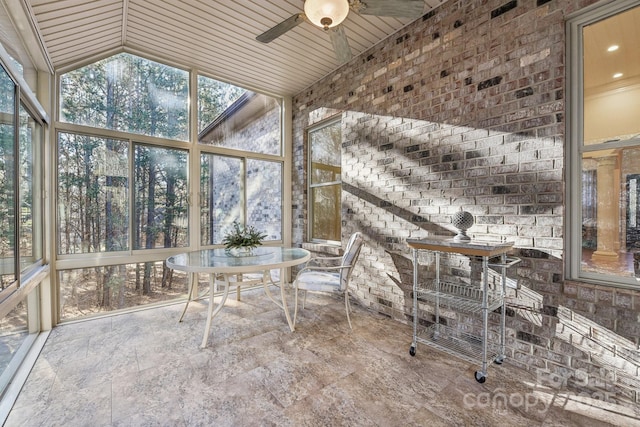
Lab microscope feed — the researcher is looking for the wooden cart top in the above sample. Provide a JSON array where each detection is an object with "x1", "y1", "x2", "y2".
[{"x1": 407, "y1": 236, "x2": 514, "y2": 257}]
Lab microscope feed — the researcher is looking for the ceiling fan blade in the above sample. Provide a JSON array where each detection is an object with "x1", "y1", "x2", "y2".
[
  {"x1": 354, "y1": 0, "x2": 425, "y2": 17},
  {"x1": 256, "y1": 13, "x2": 306, "y2": 43},
  {"x1": 329, "y1": 26, "x2": 352, "y2": 64}
]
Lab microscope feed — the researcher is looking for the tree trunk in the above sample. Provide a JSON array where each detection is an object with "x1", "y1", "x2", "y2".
[{"x1": 143, "y1": 154, "x2": 156, "y2": 295}]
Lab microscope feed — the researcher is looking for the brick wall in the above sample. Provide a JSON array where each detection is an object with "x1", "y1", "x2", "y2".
[{"x1": 292, "y1": 0, "x2": 639, "y2": 406}]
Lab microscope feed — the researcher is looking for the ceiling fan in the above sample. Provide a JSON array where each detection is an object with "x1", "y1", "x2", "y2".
[{"x1": 256, "y1": 0, "x2": 426, "y2": 64}]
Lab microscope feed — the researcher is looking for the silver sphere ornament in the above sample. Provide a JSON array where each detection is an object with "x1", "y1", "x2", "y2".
[{"x1": 452, "y1": 211, "x2": 474, "y2": 241}]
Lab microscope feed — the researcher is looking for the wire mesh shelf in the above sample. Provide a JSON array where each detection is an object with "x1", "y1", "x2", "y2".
[
  {"x1": 416, "y1": 281, "x2": 503, "y2": 313},
  {"x1": 416, "y1": 324, "x2": 498, "y2": 366}
]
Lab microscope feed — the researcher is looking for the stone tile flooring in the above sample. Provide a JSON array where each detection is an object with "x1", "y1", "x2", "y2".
[{"x1": 5, "y1": 287, "x2": 640, "y2": 426}]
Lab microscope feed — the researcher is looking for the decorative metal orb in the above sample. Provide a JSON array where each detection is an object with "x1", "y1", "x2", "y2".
[{"x1": 452, "y1": 211, "x2": 474, "y2": 241}]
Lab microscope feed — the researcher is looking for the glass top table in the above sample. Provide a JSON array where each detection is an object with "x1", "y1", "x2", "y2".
[{"x1": 167, "y1": 247, "x2": 311, "y2": 348}]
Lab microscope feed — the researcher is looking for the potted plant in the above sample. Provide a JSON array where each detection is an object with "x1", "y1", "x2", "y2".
[{"x1": 222, "y1": 221, "x2": 267, "y2": 255}]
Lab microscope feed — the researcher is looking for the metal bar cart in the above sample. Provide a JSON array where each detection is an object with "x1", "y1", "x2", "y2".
[{"x1": 407, "y1": 237, "x2": 520, "y2": 383}]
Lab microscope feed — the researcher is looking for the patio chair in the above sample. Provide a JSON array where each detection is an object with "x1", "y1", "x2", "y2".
[{"x1": 293, "y1": 232, "x2": 364, "y2": 329}]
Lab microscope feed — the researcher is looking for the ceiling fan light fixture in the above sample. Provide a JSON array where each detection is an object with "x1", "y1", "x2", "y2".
[{"x1": 304, "y1": 0, "x2": 350, "y2": 30}]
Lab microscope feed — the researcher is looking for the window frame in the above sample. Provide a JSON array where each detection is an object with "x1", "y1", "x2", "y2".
[
  {"x1": 54, "y1": 125, "x2": 193, "y2": 265},
  {"x1": 307, "y1": 116, "x2": 342, "y2": 244},
  {"x1": 18, "y1": 102, "x2": 44, "y2": 277},
  {"x1": 566, "y1": 0, "x2": 640, "y2": 289},
  {"x1": 0, "y1": 57, "x2": 47, "y2": 292},
  {"x1": 198, "y1": 150, "x2": 285, "y2": 247},
  {"x1": 53, "y1": 52, "x2": 290, "y2": 319},
  {"x1": 0, "y1": 42, "x2": 48, "y2": 407}
]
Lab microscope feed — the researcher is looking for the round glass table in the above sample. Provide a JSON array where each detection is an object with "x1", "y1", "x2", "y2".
[{"x1": 167, "y1": 247, "x2": 311, "y2": 348}]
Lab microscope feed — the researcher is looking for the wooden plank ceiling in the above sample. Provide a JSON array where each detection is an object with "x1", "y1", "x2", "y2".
[{"x1": 28, "y1": 0, "x2": 446, "y2": 96}]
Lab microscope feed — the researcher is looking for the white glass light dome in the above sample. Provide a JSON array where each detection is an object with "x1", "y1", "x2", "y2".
[{"x1": 304, "y1": 0, "x2": 350, "y2": 29}]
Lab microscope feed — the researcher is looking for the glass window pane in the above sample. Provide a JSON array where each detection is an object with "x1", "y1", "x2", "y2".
[
  {"x1": 0, "y1": 299, "x2": 29, "y2": 381},
  {"x1": 200, "y1": 154, "x2": 242, "y2": 245},
  {"x1": 0, "y1": 66, "x2": 16, "y2": 286},
  {"x1": 579, "y1": 5, "x2": 640, "y2": 283},
  {"x1": 247, "y1": 159, "x2": 281, "y2": 241},
  {"x1": 309, "y1": 118, "x2": 341, "y2": 241},
  {"x1": 583, "y1": 6, "x2": 640, "y2": 145},
  {"x1": 581, "y1": 147, "x2": 640, "y2": 279},
  {"x1": 57, "y1": 132, "x2": 129, "y2": 254},
  {"x1": 60, "y1": 53, "x2": 189, "y2": 141},
  {"x1": 58, "y1": 262, "x2": 189, "y2": 320},
  {"x1": 134, "y1": 145, "x2": 188, "y2": 249},
  {"x1": 311, "y1": 185, "x2": 341, "y2": 242},
  {"x1": 310, "y1": 121, "x2": 341, "y2": 185},
  {"x1": 197, "y1": 75, "x2": 246, "y2": 134},
  {"x1": 198, "y1": 90, "x2": 282, "y2": 156},
  {"x1": 19, "y1": 104, "x2": 43, "y2": 272}
]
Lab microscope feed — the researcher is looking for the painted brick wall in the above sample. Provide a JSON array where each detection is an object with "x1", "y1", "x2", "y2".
[{"x1": 292, "y1": 0, "x2": 639, "y2": 406}]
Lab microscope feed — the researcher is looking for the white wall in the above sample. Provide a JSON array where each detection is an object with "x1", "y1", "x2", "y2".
[{"x1": 584, "y1": 80, "x2": 640, "y2": 143}]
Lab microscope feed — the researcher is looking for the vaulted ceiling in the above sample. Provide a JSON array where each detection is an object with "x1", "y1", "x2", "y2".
[{"x1": 23, "y1": 0, "x2": 446, "y2": 96}]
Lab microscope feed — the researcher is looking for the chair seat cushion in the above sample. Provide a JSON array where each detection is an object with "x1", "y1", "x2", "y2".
[{"x1": 295, "y1": 271, "x2": 342, "y2": 293}]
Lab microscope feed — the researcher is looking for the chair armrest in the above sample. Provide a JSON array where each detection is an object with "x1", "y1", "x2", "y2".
[
  {"x1": 306, "y1": 255, "x2": 343, "y2": 265},
  {"x1": 294, "y1": 264, "x2": 350, "y2": 279},
  {"x1": 302, "y1": 255, "x2": 344, "y2": 270}
]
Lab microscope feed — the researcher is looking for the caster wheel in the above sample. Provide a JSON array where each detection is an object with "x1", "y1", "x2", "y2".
[
  {"x1": 475, "y1": 371, "x2": 486, "y2": 383},
  {"x1": 494, "y1": 355, "x2": 505, "y2": 365},
  {"x1": 409, "y1": 346, "x2": 416, "y2": 357}
]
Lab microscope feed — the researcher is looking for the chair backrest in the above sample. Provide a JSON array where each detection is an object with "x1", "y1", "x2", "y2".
[{"x1": 340, "y1": 232, "x2": 364, "y2": 291}]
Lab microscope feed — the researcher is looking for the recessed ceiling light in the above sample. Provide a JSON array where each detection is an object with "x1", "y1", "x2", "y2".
[
  {"x1": 613, "y1": 72, "x2": 623, "y2": 78},
  {"x1": 608, "y1": 45, "x2": 619, "y2": 52}
]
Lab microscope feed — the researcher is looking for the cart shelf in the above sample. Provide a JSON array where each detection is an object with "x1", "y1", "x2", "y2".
[
  {"x1": 416, "y1": 324, "x2": 499, "y2": 366},
  {"x1": 416, "y1": 281, "x2": 503, "y2": 314}
]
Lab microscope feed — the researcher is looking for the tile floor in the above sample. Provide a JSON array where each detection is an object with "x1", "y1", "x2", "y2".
[{"x1": 5, "y1": 287, "x2": 640, "y2": 426}]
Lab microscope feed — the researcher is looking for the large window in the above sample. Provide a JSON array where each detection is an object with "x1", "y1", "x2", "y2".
[
  {"x1": 198, "y1": 74, "x2": 283, "y2": 246},
  {"x1": 0, "y1": 66, "x2": 17, "y2": 287},
  {"x1": 0, "y1": 56, "x2": 45, "y2": 403},
  {"x1": 56, "y1": 53, "x2": 194, "y2": 318},
  {"x1": 0, "y1": 65, "x2": 44, "y2": 286},
  {"x1": 57, "y1": 133, "x2": 129, "y2": 254},
  {"x1": 199, "y1": 89, "x2": 282, "y2": 156},
  {"x1": 56, "y1": 54, "x2": 285, "y2": 318},
  {"x1": 199, "y1": 155, "x2": 282, "y2": 245},
  {"x1": 568, "y1": 0, "x2": 640, "y2": 287},
  {"x1": 60, "y1": 53, "x2": 189, "y2": 141},
  {"x1": 308, "y1": 118, "x2": 342, "y2": 242},
  {"x1": 18, "y1": 104, "x2": 43, "y2": 273},
  {"x1": 57, "y1": 136, "x2": 189, "y2": 254}
]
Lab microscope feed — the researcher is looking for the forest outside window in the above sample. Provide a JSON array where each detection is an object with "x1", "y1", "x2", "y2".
[
  {"x1": 18, "y1": 103, "x2": 43, "y2": 274},
  {"x1": 0, "y1": 65, "x2": 17, "y2": 287},
  {"x1": 0, "y1": 65, "x2": 44, "y2": 287},
  {"x1": 568, "y1": 1, "x2": 640, "y2": 287},
  {"x1": 57, "y1": 134, "x2": 189, "y2": 253},
  {"x1": 59, "y1": 53, "x2": 189, "y2": 141},
  {"x1": 57, "y1": 132, "x2": 129, "y2": 254},
  {"x1": 308, "y1": 118, "x2": 342, "y2": 243},
  {"x1": 133, "y1": 145, "x2": 188, "y2": 249}
]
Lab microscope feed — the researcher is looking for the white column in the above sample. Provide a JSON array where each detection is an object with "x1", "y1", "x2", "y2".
[{"x1": 592, "y1": 155, "x2": 620, "y2": 261}]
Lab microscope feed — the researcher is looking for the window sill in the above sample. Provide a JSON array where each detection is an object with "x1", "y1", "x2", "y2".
[{"x1": 302, "y1": 242, "x2": 342, "y2": 257}]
